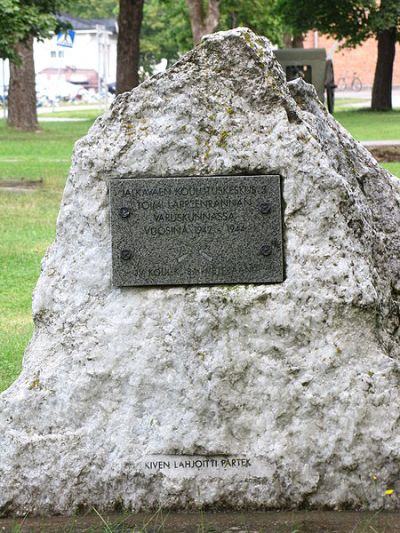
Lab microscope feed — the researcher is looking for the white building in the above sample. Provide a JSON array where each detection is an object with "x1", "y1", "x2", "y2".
[{"x1": 0, "y1": 14, "x2": 117, "y2": 100}]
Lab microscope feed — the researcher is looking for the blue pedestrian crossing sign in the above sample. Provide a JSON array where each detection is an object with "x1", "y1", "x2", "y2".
[{"x1": 56, "y1": 30, "x2": 76, "y2": 48}]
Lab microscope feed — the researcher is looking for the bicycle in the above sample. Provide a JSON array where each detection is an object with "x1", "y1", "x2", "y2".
[{"x1": 337, "y1": 72, "x2": 362, "y2": 91}]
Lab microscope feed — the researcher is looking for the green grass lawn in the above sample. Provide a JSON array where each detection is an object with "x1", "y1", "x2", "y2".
[
  {"x1": 0, "y1": 116, "x2": 97, "y2": 390},
  {"x1": 381, "y1": 162, "x2": 400, "y2": 176},
  {"x1": 0, "y1": 106, "x2": 399, "y2": 392},
  {"x1": 0, "y1": 187, "x2": 60, "y2": 389},
  {"x1": 334, "y1": 108, "x2": 400, "y2": 141},
  {"x1": 0, "y1": 118, "x2": 97, "y2": 183},
  {"x1": 38, "y1": 106, "x2": 105, "y2": 120}
]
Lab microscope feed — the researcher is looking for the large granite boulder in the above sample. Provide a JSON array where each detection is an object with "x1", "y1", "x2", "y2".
[{"x1": 1, "y1": 28, "x2": 400, "y2": 515}]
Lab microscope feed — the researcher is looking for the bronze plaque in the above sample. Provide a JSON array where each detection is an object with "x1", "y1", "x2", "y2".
[{"x1": 110, "y1": 175, "x2": 284, "y2": 286}]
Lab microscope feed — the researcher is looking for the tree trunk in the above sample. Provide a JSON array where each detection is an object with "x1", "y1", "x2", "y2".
[
  {"x1": 186, "y1": 0, "x2": 220, "y2": 44},
  {"x1": 282, "y1": 33, "x2": 304, "y2": 48},
  {"x1": 283, "y1": 33, "x2": 292, "y2": 47},
  {"x1": 116, "y1": 0, "x2": 144, "y2": 95},
  {"x1": 371, "y1": 27, "x2": 396, "y2": 111},
  {"x1": 292, "y1": 34, "x2": 304, "y2": 48},
  {"x1": 7, "y1": 35, "x2": 38, "y2": 131}
]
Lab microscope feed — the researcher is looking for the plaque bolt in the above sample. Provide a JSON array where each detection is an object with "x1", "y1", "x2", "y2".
[
  {"x1": 259, "y1": 244, "x2": 272, "y2": 257},
  {"x1": 120, "y1": 249, "x2": 132, "y2": 261},
  {"x1": 119, "y1": 207, "x2": 131, "y2": 218},
  {"x1": 259, "y1": 202, "x2": 271, "y2": 215}
]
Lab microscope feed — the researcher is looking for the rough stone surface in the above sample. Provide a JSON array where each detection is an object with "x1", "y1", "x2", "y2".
[{"x1": 1, "y1": 28, "x2": 400, "y2": 515}]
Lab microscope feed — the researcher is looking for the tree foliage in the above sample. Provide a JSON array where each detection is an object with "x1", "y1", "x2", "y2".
[
  {"x1": 277, "y1": 0, "x2": 400, "y2": 110},
  {"x1": 0, "y1": 0, "x2": 67, "y2": 62},
  {"x1": 140, "y1": 0, "x2": 193, "y2": 72},
  {"x1": 2, "y1": 0, "x2": 69, "y2": 131},
  {"x1": 221, "y1": 0, "x2": 283, "y2": 45},
  {"x1": 185, "y1": 0, "x2": 220, "y2": 44},
  {"x1": 276, "y1": 0, "x2": 399, "y2": 47},
  {"x1": 63, "y1": 0, "x2": 285, "y2": 76},
  {"x1": 66, "y1": 0, "x2": 118, "y2": 19},
  {"x1": 140, "y1": 0, "x2": 283, "y2": 73}
]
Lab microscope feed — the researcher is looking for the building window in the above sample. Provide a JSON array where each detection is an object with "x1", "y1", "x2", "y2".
[
  {"x1": 58, "y1": 51, "x2": 64, "y2": 58},
  {"x1": 50, "y1": 51, "x2": 56, "y2": 58}
]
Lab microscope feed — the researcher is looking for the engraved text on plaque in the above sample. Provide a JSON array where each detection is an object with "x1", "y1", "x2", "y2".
[{"x1": 110, "y1": 175, "x2": 284, "y2": 286}]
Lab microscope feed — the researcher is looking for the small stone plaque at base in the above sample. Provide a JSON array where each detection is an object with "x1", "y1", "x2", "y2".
[
  {"x1": 140, "y1": 455, "x2": 271, "y2": 480},
  {"x1": 110, "y1": 175, "x2": 284, "y2": 286}
]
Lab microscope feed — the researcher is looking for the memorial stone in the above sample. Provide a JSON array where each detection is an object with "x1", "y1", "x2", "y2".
[{"x1": 1, "y1": 28, "x2": 400, "y2": 514}]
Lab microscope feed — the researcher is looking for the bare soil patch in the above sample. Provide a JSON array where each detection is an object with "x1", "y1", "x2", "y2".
[
  {"x1": 0, "y1": 179, "x2": 43, "y2": 192},
  {"x1": 367, "y1": 145, "x2": 400, "y2": 162},
  {"x1": 1, "y1": 510, "x2": 400, "y2": 532}
]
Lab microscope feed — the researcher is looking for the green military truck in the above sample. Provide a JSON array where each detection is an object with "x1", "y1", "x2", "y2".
[{"x1": 274, "y1": 48, "x2": 335, "y2": 113}]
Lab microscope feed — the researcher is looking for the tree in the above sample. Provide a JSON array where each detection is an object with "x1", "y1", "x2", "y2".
[
  {"x1": 71, "y1": 0, "x2": 284, "y2": 91},
  {"x1": 276, "y1": 0, "x2": 400, "y2": 111},
  {"x1": 8, "y1": 36, "x2": 37, "y2": 130},
  {"x1": 370, "y1": 0, "x2": 398, "y2": 110},
  {"x1": 140, "y1": 0, "x2": 283, "y2": 76},
  {"x1": 140, "y1": 0, "x2": 192, "y2": 74},
  {"x1": 70, "y1": 0, "x2": 148, "y2": 93},
  {"x1": 70, "y1": 0, "x2": 284, "y2": 90},
  {"x1": 0, "y1": 0, "x2": 67, "y2": 130},
  {"x1": 185, "y1": 0, "x2": 220, "y2": 44},
  {"x1": 67, "y1": 0, "x2": 118, "y2": 19},
  {"x1": 0, "y1": 0, "x2": 59, "y2": 61},
  {"x1": 116, "y1": 0, "x2": 145, "y2": 94},
  {"x1": 220, "y1": 0, "x2": 283, "y2": 46}
]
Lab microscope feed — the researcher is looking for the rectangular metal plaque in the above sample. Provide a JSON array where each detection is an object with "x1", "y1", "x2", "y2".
[{"x1": 110, "y1": 175, "x2": 284, "y2": 287}]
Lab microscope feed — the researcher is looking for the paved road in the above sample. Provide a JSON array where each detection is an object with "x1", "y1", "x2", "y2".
[
  {"x1": 362, "y1": 140, "x2": 400, "y2": 146},
  {"x1": 36, "y1": 103, "x2": 107, "y2": 114},
  {"x1": 337, "y1": 87, "x2": 400, "y2": 107}
]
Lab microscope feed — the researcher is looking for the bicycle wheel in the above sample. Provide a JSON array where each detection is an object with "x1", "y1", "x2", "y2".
[
  {"x1": 324, "y1": 60, "x2": 335, "y2": 113},
  {"x1": 327, "y1": 85, "x2": 335, "y2": 113},
  {"x1": 352, "y1": 77, "x2": 362, "y2": 91}
]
